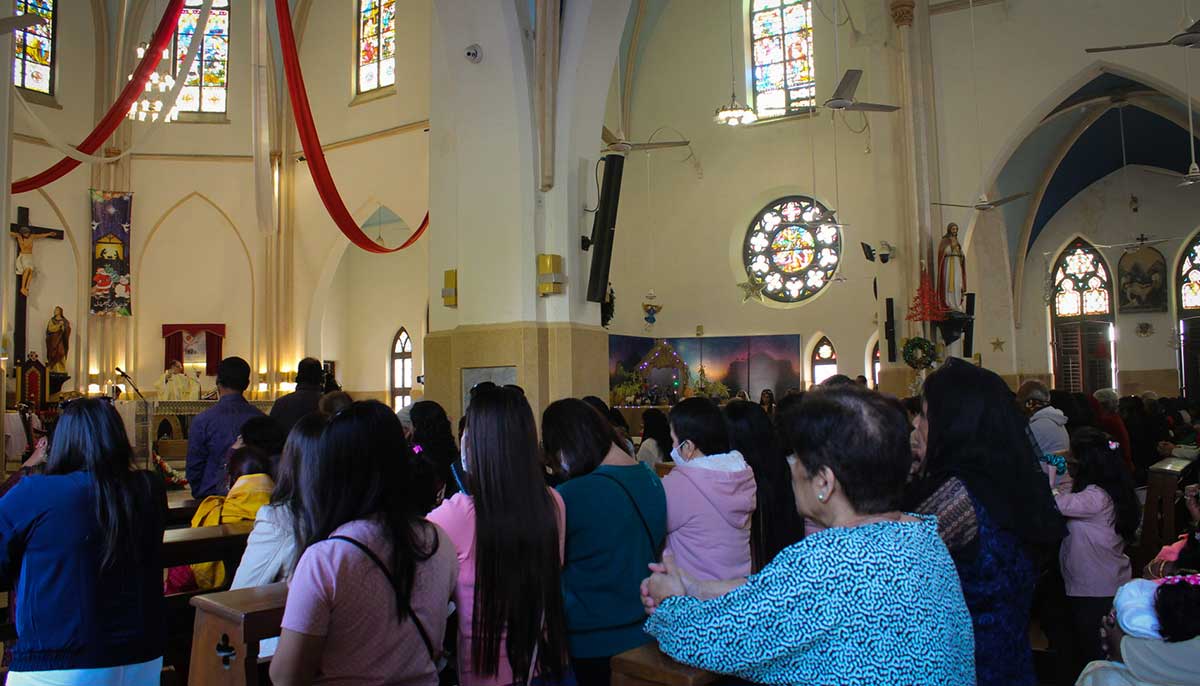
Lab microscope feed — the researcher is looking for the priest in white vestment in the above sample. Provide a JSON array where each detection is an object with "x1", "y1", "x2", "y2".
[{"x1": 154, "y1": 360, "x2": 201, "y2": 400}]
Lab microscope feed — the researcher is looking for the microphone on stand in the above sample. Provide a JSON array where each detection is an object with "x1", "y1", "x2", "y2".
[{"x1": 115, "y1": 366, "x2": 129, "y2": 378}]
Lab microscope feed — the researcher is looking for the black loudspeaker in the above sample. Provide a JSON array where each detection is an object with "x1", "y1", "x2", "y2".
[
  {"x1": 586, "y1": 154, "x2": 625, "y2": 303},
  {"x1": 885, "y1": 298, "x2": 897, "y2": 362},
  {"x1": 963, "y1": 293, "x2": 978, "y2": 357}
]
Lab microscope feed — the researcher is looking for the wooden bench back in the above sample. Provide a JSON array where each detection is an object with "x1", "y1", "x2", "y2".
[
  {"x1": 612, "y1": 642, "x2": 720, "y2": 686},
  {"x1": 188, "y1": 583, "x2": 288, "y2": 686},
  {"x1": 1134, "y1": 457, "x2": 1191, "y2": 571}
]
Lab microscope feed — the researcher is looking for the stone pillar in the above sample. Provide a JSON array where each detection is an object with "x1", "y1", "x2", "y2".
[
  {"x1": 0, "y1": 4, "x2": 13, "y2": 457},
  {"x1": 425, "y1": 0, "x2": 630, "y2": 419}
]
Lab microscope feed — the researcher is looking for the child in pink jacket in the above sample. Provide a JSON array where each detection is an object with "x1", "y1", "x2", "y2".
[{"x1": 664, "y1": 398, "x2": 757, "y2": 581}]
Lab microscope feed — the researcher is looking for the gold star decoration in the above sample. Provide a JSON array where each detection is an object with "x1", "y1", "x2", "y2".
[
  {"x1": 991, "y1": 338, "x2": 1005, "y2": 352},
  {"x1": 737, "y1": 280, "x2": 765, "y2": 303}
]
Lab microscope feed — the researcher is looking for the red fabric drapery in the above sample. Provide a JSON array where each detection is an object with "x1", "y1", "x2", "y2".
[
  {"x1": 273, "y1": 0, "x2": 428, "y2": 253},
  {"x1": 163, "y1": 324, "x2": 225, "y2": 376},
  {"x1": 12, "y1": 0, "x2": 186, "y2": 195}
]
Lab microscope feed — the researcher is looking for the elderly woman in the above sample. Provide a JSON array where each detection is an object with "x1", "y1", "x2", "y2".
[
  {"x1": 640, "y1": 386, "x2": 975, "y2": 685},
  {"x1": 1093, "y1": 388, "x2": 1134, "y2": 472}
]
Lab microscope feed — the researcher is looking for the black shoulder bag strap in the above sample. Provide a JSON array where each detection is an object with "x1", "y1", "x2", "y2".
[
  {"x1": 328, "y1": 535, "x2": 438, "y2": 664},
  {"x1": 592, "y1": 472, "x2": 662, "y2": 555}
]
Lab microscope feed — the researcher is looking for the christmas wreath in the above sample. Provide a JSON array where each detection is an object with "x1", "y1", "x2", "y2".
[{"x1": 903, "y1": 337, "x2": 937, "y2": 370}]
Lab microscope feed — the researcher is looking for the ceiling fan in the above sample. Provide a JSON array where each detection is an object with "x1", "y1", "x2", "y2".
[
  {"x1": 824, "y1": 70, "x2": 899, "y2": 113},
  {"x1": 1143, "y1": 34, "x2": 1200, "y2": 188},
  {"x1": 0, "y1": 13, "x2": 45, "y2": 35},
  {"x1": 933, "y1": 0, "x2": 1030, "y2": 212},
  {"x1": 1097, "y1": 233, "x2": 1177, "y2": 253},
  {"x1": 601, "y1": 126, "x2": 689, "y2": 154},
  {"x1": 1086, "y1": 18, "x2": 1200, "y2": 53}
]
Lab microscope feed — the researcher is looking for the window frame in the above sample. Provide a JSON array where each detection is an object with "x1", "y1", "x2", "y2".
[
  {"x1": 354, "y1": 0, "x2": 397, "y2": 97},
  {"x1": 1176, "y1": 232, "x2": 1200, "y2": 398},
  {"x1": 742, "y1": 195, "x2": 842, "y2": 305},
  {"x1": 171, "y1": 0, "x2": 231, "y2": 120},
  {"x1": 390, "y1": 327, "x2": 413, "y2": 411},
  {"x1": 810, "y1": 336, "x2": 838, "y2": 388},
  {"x1": 747, "y1": 0, "x2": 817, "y2": 122},
  {"x1": 14, "y1": 0, "x2": 59, "y2": 99},
  {"x1": 1049, "y1": 238, "x2": 1116, "y2": 394}
]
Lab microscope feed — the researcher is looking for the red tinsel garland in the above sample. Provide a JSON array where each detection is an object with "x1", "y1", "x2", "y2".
[
  {"x1": 273, "y1": 0, "x2": 428, "y2": 253},
  {"x1": 906, "y1": 269, "x2": 949, "y2": 322},
  {"x1": 12, "y1": 0, "x2": 185, "y2": 194}
]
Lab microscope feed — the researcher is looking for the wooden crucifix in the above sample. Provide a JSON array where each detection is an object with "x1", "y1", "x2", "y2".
[{"x1": 10, "y1": 207, "x2": 64, "y2": 363}]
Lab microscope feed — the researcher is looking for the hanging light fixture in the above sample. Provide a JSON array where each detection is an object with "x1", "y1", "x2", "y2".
[
  {"x1": 715, "y1": 0, "x2": 756, "y2": 126},
  {"x1": 125, "y1": 42, "x2": 180, "y2": 123}
]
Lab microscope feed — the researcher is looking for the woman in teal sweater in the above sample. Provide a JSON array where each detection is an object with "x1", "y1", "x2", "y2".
[{"x1": 544, "y1": 399, "x2": 666, "y2": 686}]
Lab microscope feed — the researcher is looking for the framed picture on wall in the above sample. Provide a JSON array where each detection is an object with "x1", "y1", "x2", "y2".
[{"x1": 1118, "y1": 246, "x2": 1168, "y2": 314}]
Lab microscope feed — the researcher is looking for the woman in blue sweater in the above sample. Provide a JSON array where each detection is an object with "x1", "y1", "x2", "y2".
[
  {"x1": 0, "y1": 398, "x2": 167, "y2": 685},
  {"x1": 642, "y1": 386, "x2": 975, "y2": 685},
  {"x1": 544, "y1": 399, "x2": 666, "y2": 686}
]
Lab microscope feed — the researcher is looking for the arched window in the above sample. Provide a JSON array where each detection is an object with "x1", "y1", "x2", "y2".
[
  {"x1": 749, "y1": 0, "x2": 815, "y2": 119},
  {"x1": 14, "y1": 0, "x2": 57, "y2": 95},
  {"x1": 1050, "y1": 238, "x2": 1115, "y2": 394},
  {"x1": 357, "y1": 0, "x2": 396, "y2": 94},
  {"x1": 810, "y1": 336, "x2": 837, "y2": 387},
  {"x1": 174, "y1": 0, "x2": 230, "y2": 115},
  {"x1": 743, "y1": 195, "x2": 840, "y2": 304},
  {"x1": 871, "y1": 341, "x2": 881, "y2": 389},
  {"x1": 1177, "y1": 234, "x2": 1200, "y2": 398},
  {"x1": 390, "y1": 327, "x2": 413, "y2": 410}
]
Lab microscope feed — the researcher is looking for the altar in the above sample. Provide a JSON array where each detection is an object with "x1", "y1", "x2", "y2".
[{"x1": 120, "y1": 399, "x2": 275, "y2": 469}]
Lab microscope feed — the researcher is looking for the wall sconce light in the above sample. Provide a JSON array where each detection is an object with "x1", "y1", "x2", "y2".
[
  {"x1": 280, "y1": 382, "x2": 297, "y2": 393},
  {"x1": 87, "y1": 383, "x2": 101, "y2": 395},
  {"x1": 536, "y1": 254, "x2": 565, "y2": 296},
  {"x1": 442, "y1": 269, "x2": 458, "y2": 307}
]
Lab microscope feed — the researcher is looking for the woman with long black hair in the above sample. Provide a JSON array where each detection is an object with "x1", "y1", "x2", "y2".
[
  {"x1": 0, "y1": 398, "x2": 167, "y2": 685},
  {"x1": 637, "y1": 408, "x2": 671, "y2": 466},
  {"x1": 723, "y1": 400, "x2": 803, "y2": 571},
  {"x1": 907, "y1": 358, "x2": 1066, "y2": 686},
  {"x1": 271, "y1": 401, "x2": 457, "y2": 686},
  {"x1": 428, "y1": 386, "x2": 569, "y2": 686},
  {"x1": 545, "y1": 398, "x2": 666, "y2": 686},
  {"x1": 410, "y1": 400, "x2": 461, "y2": 502}
]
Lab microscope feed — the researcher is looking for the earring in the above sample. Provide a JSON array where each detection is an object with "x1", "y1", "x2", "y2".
[{"x1": 817, "y1": 492, "x2": 825, "y2": 502}]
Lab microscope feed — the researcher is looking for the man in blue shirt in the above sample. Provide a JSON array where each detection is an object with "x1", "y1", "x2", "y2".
[{"x1": 186, "y1": 356, "x2": 264, "y2": 498}]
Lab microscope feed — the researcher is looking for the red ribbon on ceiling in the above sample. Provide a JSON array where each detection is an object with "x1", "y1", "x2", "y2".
[
  {"x1": 273, "y1": 0, "x2": 428, "y2": 254},
  {"x1": 12, "y1": 0, "x2": 186, "y2": 194}
]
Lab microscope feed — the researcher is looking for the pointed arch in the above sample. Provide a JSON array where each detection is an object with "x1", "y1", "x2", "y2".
[
  {"x1": 390, "y1": 326, "x2": 413, "y2": 410},
  {"x1": 1175, "y1": 230, "x2": 1200, "y2": 398},
  {"x1": 809, "y1": 335, "x2": 837, "y2": 388},
  {"x1": 1049, "y1": 237, "x2": 1115, "y2": 394}
]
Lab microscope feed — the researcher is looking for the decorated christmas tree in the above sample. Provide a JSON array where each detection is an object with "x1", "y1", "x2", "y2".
[{"x1": 906, "y1": 269, "x2": 949, "y2": 322}]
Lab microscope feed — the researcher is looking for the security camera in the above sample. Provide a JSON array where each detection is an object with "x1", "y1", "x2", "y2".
[
  {"x1": 878, "y1": 241, "x2": 895, "y2": 264},
  {"x1": 465, "y1": 44, "x2": 482, "y2": 63}
]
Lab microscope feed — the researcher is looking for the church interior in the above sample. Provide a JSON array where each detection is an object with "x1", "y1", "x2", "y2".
[{"x1": 1, "y1": 0, "x2": 1200, "y2": 685}]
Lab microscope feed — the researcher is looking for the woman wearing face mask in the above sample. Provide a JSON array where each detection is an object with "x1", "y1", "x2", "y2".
[
  {"x1": 542, "y1": 399, "x2": 667, "y2": 686},
  {"x1": 662, "y1": 398, "x2": 757, "y2": 581}
]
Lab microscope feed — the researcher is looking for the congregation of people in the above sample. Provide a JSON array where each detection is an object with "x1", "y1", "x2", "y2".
[{"x1": 1, "y1": 355, "x2": 1199, "y2": 685}]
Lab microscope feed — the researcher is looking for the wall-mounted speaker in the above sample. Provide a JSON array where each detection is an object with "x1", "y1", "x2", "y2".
[
  {"x1": 963, "y1": 293, "x2": 978, "y2": 358},
  {"x1": 885, "y1": 298, "x2": 897, "y2": 362}
]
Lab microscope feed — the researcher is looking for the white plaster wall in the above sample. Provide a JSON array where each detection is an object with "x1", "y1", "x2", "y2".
[
  {"x1": 319, "y1": 244, "x2": 427, "y2": 394},
  {"x1": 1018, "y1": 168, "x2": 1200, "y2": 380},
  {"x1": 604, "y1": 0, "x2": 903, "y2": 379}
]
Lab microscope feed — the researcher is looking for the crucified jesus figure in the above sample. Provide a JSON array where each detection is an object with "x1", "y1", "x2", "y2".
[{"x1": 13, "y1": 225, "x2": 52, "y2": 297}]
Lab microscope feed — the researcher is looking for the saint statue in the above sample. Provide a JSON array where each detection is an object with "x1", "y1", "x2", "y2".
[
  {"x1": 937, "y1": 222, "x2": 967, "y2": 313},
  {"x1": 154, "y1": 359, "x2": 201, "y2": 401},
  {"x1": 44, "y1": 306, "x2": 71, "y2": 374}
]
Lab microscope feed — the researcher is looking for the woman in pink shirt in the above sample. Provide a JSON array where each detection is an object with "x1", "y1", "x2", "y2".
[
  {"x1": 427, "y1": 386, "x2": 569, "y2": 686},
  {"x1": 271, "y1": 401, "x2": 458, "y2": 686},
  {"x1": 1054, "y1": 427, "x2": 1140, "y2": 682}
]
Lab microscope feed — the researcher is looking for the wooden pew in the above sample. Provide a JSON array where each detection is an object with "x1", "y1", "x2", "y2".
[
  {"x1": 611, "y1": 642, "x2": 721, "y2": 686},
  {"x1": 654, "y1": 463, "x2": 675, "y2": 479},
  {"x1": 167, "y1": 489, "x2": 200, "y2": 528},
  {"x1": 187, "y1": 583, "x2": 287, "y2": 686},
  {"x1": 162, "y1": 521, "x2": 254, "y2": 682},
  {"x1": 1133, "y1": 456, "x2": 1193, "y2": 571}
]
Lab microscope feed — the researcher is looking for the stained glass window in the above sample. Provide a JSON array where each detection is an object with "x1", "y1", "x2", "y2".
[
  {"x1": 13, "y1": 0, "x2": 56, "y2": 95},
  {"x1": 749, "y1": 0, "x2": 814, "y2": 119},
  {"x1": 811, "y1": 336, "x2": 838, "y2": 387},
  {"x1": 173, "y1": 0, "x2": 230, "y2": 114},
  {"x1": 391, "y1": 327, "x2": 413, "y2": 410},
  {"x1": 872, "y1": 341, "x2": 880, "y2": 389},
  {"x1": 1179, "y1": 234, "x2": 1200, "y2": 311},
  {"x1": 1052, "y1": 239, "x2": 1112, "y2": 320},
  {"x1": 743, "y1": 195, "x2": 840, "y2": 304},
  {"x1": 358, "y1": 0, "x2": 396, "y2": 93}
]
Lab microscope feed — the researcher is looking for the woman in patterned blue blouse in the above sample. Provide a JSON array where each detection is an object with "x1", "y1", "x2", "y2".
[{"x1": 641, "y1": 386, "x2": 975, "y2": 686}]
